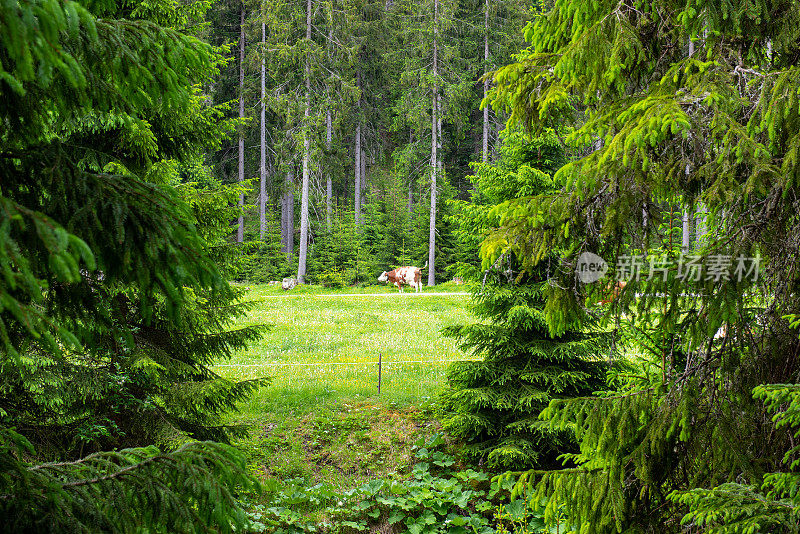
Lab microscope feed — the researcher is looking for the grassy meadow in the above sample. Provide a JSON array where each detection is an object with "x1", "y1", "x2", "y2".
[
  {"x1": 219, "y1": 282, "x2": 476, "y2": 408},
  {"x1": 217, "y1": 282, "x2": 479, "y2": 490}
]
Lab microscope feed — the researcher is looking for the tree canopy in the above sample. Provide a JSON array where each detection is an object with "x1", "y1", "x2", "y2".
[
  {"x1": 481, "y1": 0, "x2": 800, "y2": 531},
  {"x1": 0, "y1": 0, "x2": 264, "y2": 529}
]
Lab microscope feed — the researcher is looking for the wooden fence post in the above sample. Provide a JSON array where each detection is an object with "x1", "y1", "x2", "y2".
[{"x1": 378, "y1": 353, "x2": 382, "y2": 395}]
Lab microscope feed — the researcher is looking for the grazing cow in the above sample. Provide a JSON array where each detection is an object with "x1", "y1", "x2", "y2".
[{"x1": 378, "y1": 263, "x2": 425, "y2": 292}]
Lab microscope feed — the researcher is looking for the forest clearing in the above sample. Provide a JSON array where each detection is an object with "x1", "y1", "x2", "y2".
[
  {"x1": 4, "y1": 0, "x2": 800, "y2": 532},
  {"x1": 221, "y1": 286, "x2": 483, "y2": 526},
  {"x1": 220, "y1": 285, "x2": 583, "y2": 531},
  {"x1": 216, "y1": 283, "x2": 474, "y2": 402}
]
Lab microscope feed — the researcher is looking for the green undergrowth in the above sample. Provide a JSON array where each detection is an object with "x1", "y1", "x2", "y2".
[{"x1": 245, "y1": 434, "x2": 565, "y2": 534}]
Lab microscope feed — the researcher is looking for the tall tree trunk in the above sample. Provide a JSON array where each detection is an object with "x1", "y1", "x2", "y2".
[
  {"x1": 260, "y1": 12, "x2": 267, "y2": 240},
  {"x1": 237, "y1": 5, "x2": 245, "y2": 243},
  {"x1": 288, "y1": 189, "x2": 295, "y2": 256},
  {"x1": 325, "y1": 17, "x2": 334, "y2": 231},
  {"x1": 428, "y1": 0, "x2": 439, "y2": 287},
  {"x1": 326, "y1": 109, "x2": 332, "y2": 230},
  {"x1": 281, "y1": 190, "x2": 286, "y2": 250},
  {"x1": 354, "y1": 71, "x2": 362, "y2": 226},
  {"x1": 482, "y1": 0, "x2": 489, "y2": 163},
  {"x1": 354, "y1": 123, "x2": 361, "y2": 224},
  {"x1": 361, "y1": 147, "x2": 366, "y2": 205},
  {"x1": 282, "y1": 172, "x2": 295, "y2": 257},
  {"x1": 297, "y1": 0, "x2": 311, "y2": 283},
  {"x1": 437, "y1": 98, "x2": 442, "y2": 174}
]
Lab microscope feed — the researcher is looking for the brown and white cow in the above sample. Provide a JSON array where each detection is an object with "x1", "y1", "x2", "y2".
[{"x1": 378, "y1": 264, "x2": 424, "y2": 292}]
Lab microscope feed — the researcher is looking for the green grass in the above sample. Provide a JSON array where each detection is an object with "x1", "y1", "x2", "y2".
[
  {"x1": 235, "y1": 399, "x2": 441, "y2": 493},
  {"x1": 219, "y1": 283, "x2": 475, "y2": 407},
  {"x1": 217, "y1": 283, "x2": 478, "y2": 490}
]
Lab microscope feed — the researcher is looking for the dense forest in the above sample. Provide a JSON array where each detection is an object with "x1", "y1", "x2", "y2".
[
  {"x1": 3, "y1": 0, "x2": 800, "y2": 532},
  {"x1": 212, "y1": 0, "x2": 533, "y2": 285}
]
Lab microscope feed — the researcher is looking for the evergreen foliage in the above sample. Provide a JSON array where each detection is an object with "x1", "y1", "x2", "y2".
[
  {"x1": 448, "y1": 128, "x2": 565, "y2": 280},
  {"x1": 1, "y1": 0, "x2": 265, "y2": 528},
  {"x1": 663, "y1": 317, "x2": 800, "y2": 532},
  {"x1": 441, "y1": 269, "x2": 611, "y2": 469},
  {"x1": 479, "y1": 0, "x2": 800, "y2": 531},
  {"x1": 667, "y1": 382, "x2": 800, "y2": 533},
  {"x1": 1, "y1": 0, "x2": 266, "y2": 456},
  {"x1": 441, "y1": 129, "x2": 610, "y2": 469},
  {"x1": 0, "y1": 427, "x2": 255, "y2": 533},
  {"x1": 311, "y1": 207, "x2": 378, "y2": 286},
  {"x1": 234, "y1": 207, "x2": 294, "y2": 283}
]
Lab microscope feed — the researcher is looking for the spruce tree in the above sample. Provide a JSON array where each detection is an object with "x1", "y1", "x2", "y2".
[
  {"x1": 0, "y1": 428, "x2": 257, "y2": 533},
  {"x1": 482, "y1": 0, "x2": 800, "y2": 531},
  {"x1": 441, "y1": 268, "x2": 611, "y2": 468},
  {"x1": 440, "y1": 128, "x2": 611, "y2": 469},
  {"x1": 1, "y1": 0, "x2": 264, "y2": 528},
  {"x1": 1, "y1": 0, "x2": 266, "y2": 457}
]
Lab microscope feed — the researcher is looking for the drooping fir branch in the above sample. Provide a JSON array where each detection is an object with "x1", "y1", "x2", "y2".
[
  {"x1": 0, "y1": 427, "x2": 257, "y2": 533},
  {"x1": 0, "y1": 195, "x2": 93, "y2": 358},
  {"x1": 1, "y1": 0, "x2": 268, "y2": 457},
  {"x1": 667, "y1": 383, "x2": 800, "y2": 533}
]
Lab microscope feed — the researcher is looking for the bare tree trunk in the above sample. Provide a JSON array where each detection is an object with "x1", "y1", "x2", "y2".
[
  {"x1": 297, "y1": 0, "x2": 311, "y2": 283},
  {"x1": 237, "y1": 5, "x2": 245, "y2": 243},
  {"x1": 492, "y1": 116, "x2": 502, "y2": 159},
  {"x1": 281, "y1": 191, "x2": 286, "y2": 250},
  {"x1": 354, "y1": 122, "x2": 362, "y2": 225},
  {"x1": 361, "y1": 147, "x2": 366, "y2": 205},
  {"x1": 288, "y1": 188, "x2": 295, "y2": 255},
  {"x1": 482, "y1": 0, "x2": 489, "y2": 163},
  {"x1": 259, "y1": 13, "x2": 267, "y2": 240},
  {"x1": 353, "y1": 70, "x2": 364, "y2": 225},
  {"x1": 326, "y1": 109, "x2": 332, "y2": 230},
  {"x1": 282, "y1": 172, "x2": 295, "y2": 257},
  {"x1": 437, "y1": 99, "x2": 442, "y2": 174},
  {"x1": 428, "y1": 0, "x2": 439, "y2": 287}
]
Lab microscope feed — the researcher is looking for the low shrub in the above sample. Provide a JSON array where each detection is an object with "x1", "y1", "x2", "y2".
[{"x1": 246, "y1": 434, "x2": 566, "y2": 533}]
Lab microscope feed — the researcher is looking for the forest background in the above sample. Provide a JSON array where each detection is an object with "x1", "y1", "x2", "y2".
[{"x1": 213, "y1": 0, "x2": 533, "y2": 285}]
